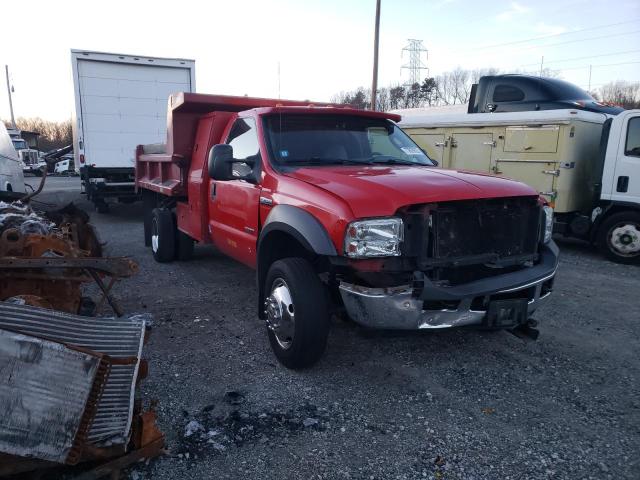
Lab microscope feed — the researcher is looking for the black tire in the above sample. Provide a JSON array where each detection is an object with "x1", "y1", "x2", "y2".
[
  {"x1": 95, "y1": 201, "x2": 109, "y2": 214},
  {"x1": 597, "y1": 211, "x2": 640, "y2": 265},
  {"x1": 176, "y1": 229, "x2": 194, "y2": 261},
  {"x1": 151, "y1": 208, "x2": 176, "y2": 263},
  {"x1": 264, "y1": 258, "x2": 330, "y2": 369}
]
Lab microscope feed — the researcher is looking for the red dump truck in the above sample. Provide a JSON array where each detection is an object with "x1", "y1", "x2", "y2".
[{"x1": 135, "y1": 93, "x2": 558, "y2": 369}]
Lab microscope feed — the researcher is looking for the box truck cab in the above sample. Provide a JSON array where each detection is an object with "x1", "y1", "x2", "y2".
[
  {"x1": 6, "y1": 128, "x2": 44, "y2": 176},
  {"x1": 136, "y1": 93, "x2": 558, "y2": 369},
  {"x1": 400, "y1": 109, "x2": 640, "y2": 264},
  {"x1": 71, "y1": 50, "x2": 195, "y2": 212}
]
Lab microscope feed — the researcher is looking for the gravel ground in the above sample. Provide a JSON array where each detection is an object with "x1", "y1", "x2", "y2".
[{"x1": 28, "y1": 177, "x2": 640, "y2": 480}]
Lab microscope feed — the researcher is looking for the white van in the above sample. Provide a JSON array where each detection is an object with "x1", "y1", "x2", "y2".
[{"x1": 0, "y1": 123, "x2": 26, "y2": 194}]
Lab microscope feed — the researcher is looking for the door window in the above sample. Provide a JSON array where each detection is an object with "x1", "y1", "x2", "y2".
[
  {"x1": 493, "y1": 84, "x2": 525, "y2": 103},
  {"x1": 227, "y1": 118, "x2": 261, "y2": 177},
  {"x1": 625, "y1": 117, "x2": 640, "y2": 157}
]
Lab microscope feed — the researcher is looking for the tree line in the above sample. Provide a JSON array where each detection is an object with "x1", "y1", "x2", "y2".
[
  {"x1": 3, "y1": 118, "x2": 72, "y2": 152},
  {"x1": 332, "y1": 67, "x2": 640, "y2": 111}
]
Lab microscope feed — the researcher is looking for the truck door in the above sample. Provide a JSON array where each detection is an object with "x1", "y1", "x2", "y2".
[
  {"x1": 611, "y1": 114, "x2": 640, "y2": 204},
  {"x1": 450, "y1": 133, "x2": 493, "y2": 172},
  {"x1": 410, "y1": 133, "x2": 446, "y2": 166},
  {"x1": 208, "y1": 117, "x2": 262, "y2": 268}
]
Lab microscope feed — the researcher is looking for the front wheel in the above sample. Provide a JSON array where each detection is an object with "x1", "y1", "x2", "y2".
[
  {"x1": 597, "y1": 211, "x2": 640, "y2": 264},
  {"x1": 264, "y1": 258, "x2": 330, "y2": 369}
]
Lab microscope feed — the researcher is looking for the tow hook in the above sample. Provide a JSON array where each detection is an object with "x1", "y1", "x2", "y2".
[{"x1": 509, "y1": 319, "x2": 539, "y2": 341}]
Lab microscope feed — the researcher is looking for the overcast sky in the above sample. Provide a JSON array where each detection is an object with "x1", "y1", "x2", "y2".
[{"x1": 2, "y1": 0, "x2": 639, "y2": 121}]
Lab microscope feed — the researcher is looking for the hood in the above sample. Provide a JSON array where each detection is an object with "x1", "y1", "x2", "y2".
[{"x1": 284, "y1": 165, "x2": 537, "y2": 218}]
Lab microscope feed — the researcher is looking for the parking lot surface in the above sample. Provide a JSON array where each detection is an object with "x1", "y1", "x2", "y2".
[{"x1": 28, "y1": 176, "x2": 640, "y2": 480}]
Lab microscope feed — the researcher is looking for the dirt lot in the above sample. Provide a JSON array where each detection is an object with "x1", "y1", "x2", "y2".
[{"x1": 28, "y1": 177, "x2": 640, "y2": 480}]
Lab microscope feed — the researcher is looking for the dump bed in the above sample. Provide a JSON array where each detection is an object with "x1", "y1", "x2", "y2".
[{"x1": 135, "y1": 93, "x2": 337, "y2": 196}]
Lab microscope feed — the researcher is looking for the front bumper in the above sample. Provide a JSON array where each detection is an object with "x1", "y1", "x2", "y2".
[{"x1": 339, "y1": 242, "x2": 558, "y2": 330}]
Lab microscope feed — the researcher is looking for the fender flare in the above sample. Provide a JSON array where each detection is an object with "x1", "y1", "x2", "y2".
[
  {"x1": 258, "y1": 205, "x2": 337, "y2": 257},
  {"x1": 256, "y1": 205, "x2": 337, "y2": 318}
]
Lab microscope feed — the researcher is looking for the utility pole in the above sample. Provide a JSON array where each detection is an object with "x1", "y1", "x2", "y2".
[
  {"x1": 588, "y1": 64, "x2": 592, "y2": 91},
  {"x1": 5, "y1": 65, "x2": 16, "y2": 129},
  {"x1": 370, "y1": 0, "x2": 381, "y2": 111},
  {"x1": 539, "y1": 56, "x2": 544, "y2": 77}
]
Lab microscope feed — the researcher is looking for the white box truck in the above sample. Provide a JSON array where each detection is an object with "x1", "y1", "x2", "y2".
[
  {"x1": 399, "y1": 109, "x2": 640, "y2": 264},
  {"x1": 70, "y1": 50, "x2": 196, "y2": 212}
]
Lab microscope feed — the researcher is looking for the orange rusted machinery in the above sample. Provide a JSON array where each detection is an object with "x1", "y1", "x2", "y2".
[{"x1": 0, "y1": 202, "x2": 137, "y2": 315}]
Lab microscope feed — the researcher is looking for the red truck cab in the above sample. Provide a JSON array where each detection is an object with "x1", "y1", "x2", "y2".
[{"x1": 136, "y1": 93, "x2": 558, "y2": 369}]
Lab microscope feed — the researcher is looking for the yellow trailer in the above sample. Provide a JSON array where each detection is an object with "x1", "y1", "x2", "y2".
[{"x1": 398, "y1": 109, "x2": 606, "y2": 215}]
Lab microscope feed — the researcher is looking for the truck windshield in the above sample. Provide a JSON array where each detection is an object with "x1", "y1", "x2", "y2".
[
  {"x1": 12, "y1": 140, "x2": 27, "y2": 150},
  {"x1": 263, "y1": 114, "x2": 434, "y2": 167}
]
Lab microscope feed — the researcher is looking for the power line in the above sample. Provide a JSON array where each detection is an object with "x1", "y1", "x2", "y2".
[
  {"x1": 458, "y1": 18, "x2": 640, "y2": 52},
  {"x1": 514, "y1": 49, "x2": 640, "y2": 69},
  {"x1": 557, "y1": 60, "x2": 640, "y2": 72},
  {"x1": 479, "y1": 29, "x2": 640, "y2": 54}
]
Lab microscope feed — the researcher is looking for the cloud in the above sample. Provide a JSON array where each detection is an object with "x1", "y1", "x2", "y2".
[{"x1": 496, "y1": 1, "x2": 531, "y2": 22}]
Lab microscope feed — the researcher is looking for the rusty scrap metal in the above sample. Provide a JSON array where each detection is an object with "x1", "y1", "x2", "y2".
[
  {"x1": 0, "y1": 329, "x2": 110, "y2": 464},
  {"x1": 0, "y1": 256, "x2": 138, "y2": 276},
  {"x1": 0, "y1": 303, "x2": 148, "y2": 447},
  {"x1": 0, "y1": 201, "x2": 136, "y2": 315}
]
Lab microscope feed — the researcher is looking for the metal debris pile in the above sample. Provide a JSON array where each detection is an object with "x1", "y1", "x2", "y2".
[
  {"x1": 0, "y1": 201, "x2": 135, "y2": 315},
  {"x1": 0, "y1": 201, "x2": 164, "y2": 479}
]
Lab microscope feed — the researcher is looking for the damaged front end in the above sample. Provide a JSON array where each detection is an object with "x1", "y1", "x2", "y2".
[{"x1": 336, "y1": 196, "x2": 558, "y2": 331}]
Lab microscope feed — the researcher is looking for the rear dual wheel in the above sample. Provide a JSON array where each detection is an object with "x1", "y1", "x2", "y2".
[{"x1": 150, "y1": 208, "x2": 195, "y2": 263}]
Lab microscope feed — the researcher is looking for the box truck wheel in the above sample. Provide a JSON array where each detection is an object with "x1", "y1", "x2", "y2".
[
  {"x1": 264, "y1": 258, "x2": 330, "y2": 369},
  {"x1": 151, "y1": 208, "x2": 176, "y2": 263},
  {"x1": 597, "y1": 211, "x2": 640, "y2": 264},
  {"x1": 95, "y1": 201, "x2": 109, "y2": 214}
]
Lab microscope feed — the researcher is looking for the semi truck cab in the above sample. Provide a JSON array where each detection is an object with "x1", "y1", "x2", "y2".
[{"x1": 136, "y1": 93, "x2": 558, "y2": 369}]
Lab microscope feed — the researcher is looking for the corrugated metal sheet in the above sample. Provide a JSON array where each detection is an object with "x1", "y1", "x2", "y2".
[
  {"x1": 0, "y1": 302, "x2": 146, "y2": 446},
  {"x1": 0, "y1": 329, "x2": 105, "y2": 463}
]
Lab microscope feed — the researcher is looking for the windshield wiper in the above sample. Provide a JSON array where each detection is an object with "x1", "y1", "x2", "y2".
[{"x1": 362, "y1": 155, "x2": 418, "y2": 165}]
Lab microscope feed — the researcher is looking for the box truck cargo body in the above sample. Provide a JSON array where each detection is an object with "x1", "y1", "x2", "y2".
[{"x1": 70, "y1": 50, "x2": 195, "y2": 212}]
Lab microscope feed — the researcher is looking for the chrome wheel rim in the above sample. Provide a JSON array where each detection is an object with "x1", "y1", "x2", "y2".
[
  {"x1": 265, "y1": 278, "x2": 295, "y2": 350},
  {"x1": 609, "y1": 223, "x2": 640, "y2": 257}
]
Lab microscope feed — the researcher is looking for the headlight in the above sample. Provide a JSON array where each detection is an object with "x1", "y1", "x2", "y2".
[
  {"x1": 344, "y1": 217, "x2": 404, "y2": 258},
  {"x1": 543, "y1": 206, "x2": 553, "y2": 244}
]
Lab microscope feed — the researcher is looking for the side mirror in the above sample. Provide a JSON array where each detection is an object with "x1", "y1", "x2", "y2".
[{"x1": 208, "y1": 144, "x2": 234, "y2": 180}]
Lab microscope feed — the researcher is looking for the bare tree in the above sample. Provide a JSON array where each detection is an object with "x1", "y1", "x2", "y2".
[
  {"x1": 3, "y1": 117, "x2": 73, "y2": 151},
  {"x1": 597, "y1": 81, "x2": 640, "y2": 109}
]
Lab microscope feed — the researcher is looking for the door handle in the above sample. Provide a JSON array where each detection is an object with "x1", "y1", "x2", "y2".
[
  {"x1": 617, "y1": 176, "x2": 629, "y2": 193},
  {"x1": 483, "y1": 141, "x2": 496, "y2": 147},
  {"x1": 434, "y1": 141, "x2": 447, "y2": 147}
]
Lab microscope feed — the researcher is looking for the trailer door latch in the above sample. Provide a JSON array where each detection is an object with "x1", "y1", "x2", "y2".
[{"x1": 542, "y1": 169, "x2": 560, "y2": 176}]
